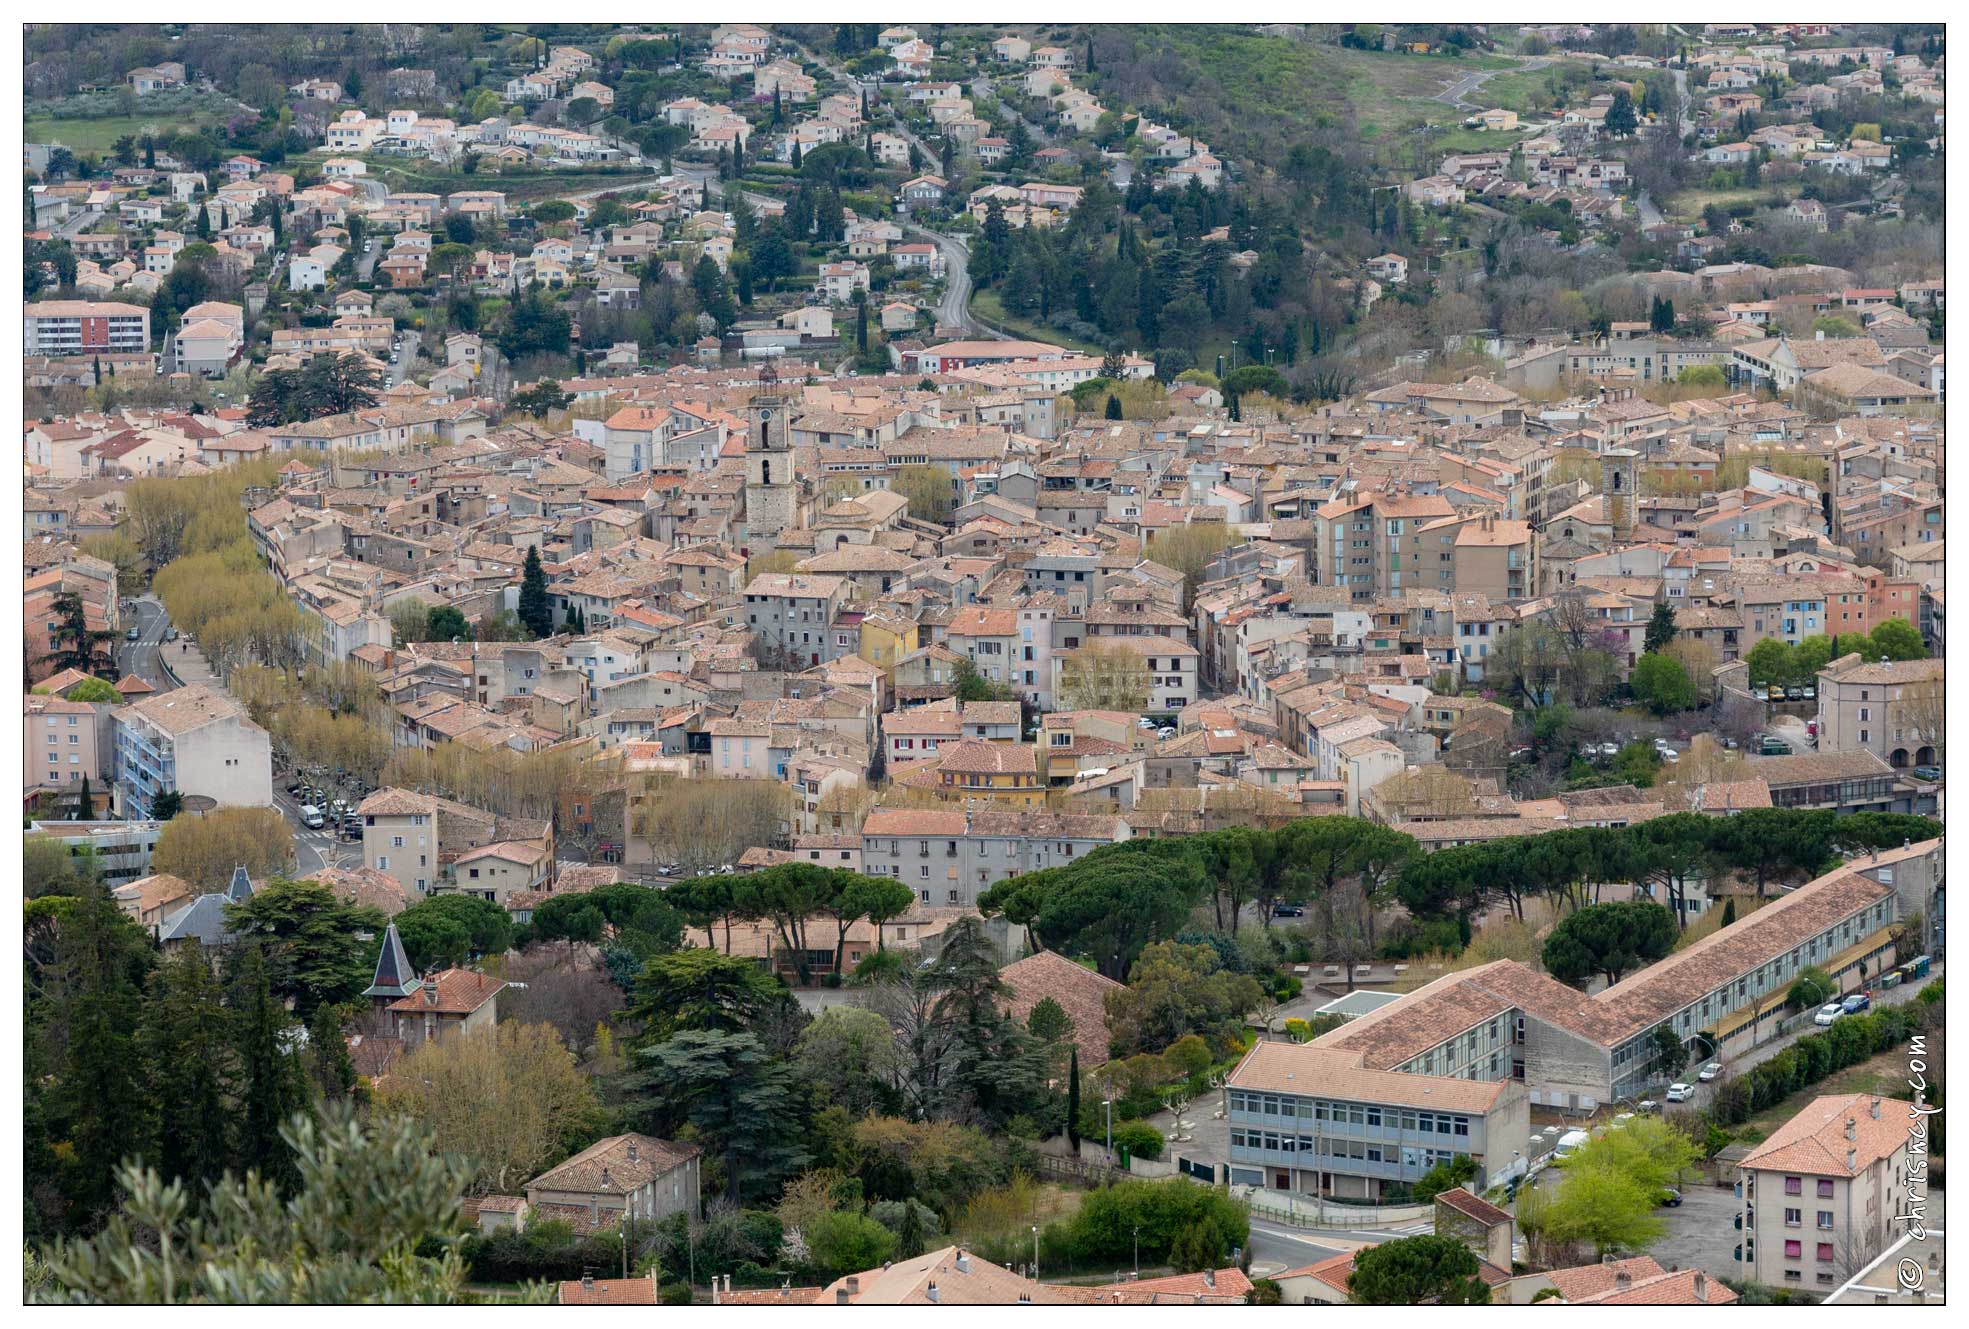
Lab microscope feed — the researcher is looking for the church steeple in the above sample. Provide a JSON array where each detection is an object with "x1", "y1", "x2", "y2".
[{"x1": 364, "y1": 922, "x2": 419, "y2": 1000}]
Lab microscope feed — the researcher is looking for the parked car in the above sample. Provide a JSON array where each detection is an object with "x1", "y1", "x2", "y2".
[
  {"x1": 1661, "y1": 749, "x2": 1679, "y2": 762},
  {"x1": 164, "y1": 627, "x2": 179, "y2": 641},
  {"x1": 1599, "y1": 742, "x2": 1621, "y2": 758},
  {"x1": 1786, "y1": 686, "x2": 1804, "y2": 701},
  {"x1": 1698, "y1": 1061, "x2": 1723, "y2": 1082},
  {"x1": 126, "y1": 626, "x2": 142, "y2": 641},
  {"x1": 1814, "y1": 1001, "x2": 1846, "y2": 1026},
  {"x1": 1273, "y1": 904, "x2": 1306, "y2": 918},
  {"x1": 1554, "y1": 1129, "x2": 1591, "y2": 1158},
  {"x1": 1659, "y1": 1188, "x2": 1683, "y2": 1207},
  {"x1": 1760, "y1": 737, "x2": 1792, "y2": 756},
  {"x1": 1802, "y1": 685, "x2": 1816, "y2": 700},
  {"x1": 1913, "y1": 765, "x2": 1943, "y2": 782},
  {"x1": 1841, "y1": 993, "x2": 1872, "y2": 1015},
  {"x1": 1665, "y1": 1082, "x2": 1695, "y2": 1103},
  {"x1": 1157, "y1": 726, "x2": 1177, "y2": 739},
  {"x1": 1767, "y1": 685, "x2": 1787, "y2": 702}
]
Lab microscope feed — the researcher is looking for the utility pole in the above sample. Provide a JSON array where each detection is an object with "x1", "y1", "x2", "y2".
[
  {"x1": 1103, "y1": 1097, "x2": 1114, "y2": 1165},
  {"x1": 1031, "y1": 1224, "x2": 1040, "y2": 1281}
]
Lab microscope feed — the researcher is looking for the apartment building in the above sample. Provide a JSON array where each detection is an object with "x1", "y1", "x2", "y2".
[
  {"x1": 858, "y1": 807, "x2": 1130, "y2": 907},
  {"x1": 1224, "y1": 1040, "x2": 1533, "y2": 1202},
  {"x1": 1738, "y1": 1094, "x2": 1922, "y2": 1292},
  {"x1": 1312, "y1": 491, "x2": 1457, "y2": 600},
  {"x1": 111, "y1": 685, "x2": 273, "y2": 818},
  {"x1": 743, "y1": 573, "x2": 853, "y2": 668},
  {"x1": 26, "y1": 694, "x2": 105, "y2": 793},
  {"x1": 1814, "y1": 653, "x2": 1944, "y2": 770},
  {"x1": 23, "y1": 300, "x2": 152, "y2": 356}
]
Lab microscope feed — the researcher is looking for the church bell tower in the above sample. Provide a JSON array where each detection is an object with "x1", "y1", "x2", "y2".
[{"x1": 744, "y1": 361, "x2": 796, "y2": 544}]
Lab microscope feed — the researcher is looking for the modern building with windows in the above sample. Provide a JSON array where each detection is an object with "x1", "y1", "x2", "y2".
[
  {"x1": 1737, "y1": 1093, "x2": 1922, "y2": 1293},
  {"x1": 111, "y1": 684, "x2": 272, "y2": 818},
  {"x1": 858, "y1": 808, "x2": 1130, "y2": 907},
  {"x1": 1285, "y1": 861, "x2": 1903, "y2": 1117},
  {"x1": 1224, "y1": 1041, "x2": 1531, "y2": 1201}
]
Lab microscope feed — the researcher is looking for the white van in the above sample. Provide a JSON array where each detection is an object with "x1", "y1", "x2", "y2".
[
  {"x1": 1554, "y1": 1129, "x2": 1591, "y2": 1159},
  {"x1": 300, "y1": 804, "x2": 325, "y2": 830}
]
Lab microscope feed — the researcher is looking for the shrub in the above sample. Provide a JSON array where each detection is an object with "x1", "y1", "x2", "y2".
[
  {"x1": 1111, "y1": 1119, "x2": 1165, "y2": 1161},
  {"x1": 1045, "y1": 1178, "x2": 1248, "y2": 1269}
]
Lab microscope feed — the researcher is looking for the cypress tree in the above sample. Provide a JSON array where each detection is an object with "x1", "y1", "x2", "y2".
[
  {"x1": 75, "y1": 773, "x2": 93, "y2": 821},
  {"x1": 233, "y1": 946, "x2": 308, "y2": 1193},
  {"x1": 139, "y1": 947, "x2": 237, "y2": 1191},
  {"x1": 48, "y1": 889, "x2": 149, "y2": 1224},
  {"x1": 1066, "y1": 1046, "x2": 1082, "y2": 1154},
  {"x1": 1721, "y1": 898, "x2": 1737, "y2": 927},
  {"x1": 1104, "y1": 393, "x2": 1123, "y2": 420},
  {"x1": 518, "y1": 544, "x2": 552, "y2": 638}
]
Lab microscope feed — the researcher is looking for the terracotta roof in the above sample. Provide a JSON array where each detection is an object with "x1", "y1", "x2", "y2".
[
  {"x1": 1571, "y1": 1268, "x2": 1738, "y2": 1305},
  {"x1": 999, "y1": 950, "x2": 1123, "y2": 1070},
  {"x1": 1434, "y1": 1186, "x2": 1512, "y2": 1227},
  {"x1": 1544, "y1": 1256, "x2": 1669, "y2": 1301},
  {"x1": 558, "y1": 1276, "x2": 658, "y2": 1305},
  {"x1": 1738, "y1": 1092, "x2": 1916, "y2": 1176},
  {"x1": 526, "y1": 1132, "x2": 699, "y2": 1195},
  {"x1": 385, "y1": 967, "x2": 505, "y2": 1016},
  {"x1": 1229, "y1": 1039, "x2": 1514, "y2": 1113},
  {"x1": 717, "y1": 1286, "x2": 826, "y2": 1305}
]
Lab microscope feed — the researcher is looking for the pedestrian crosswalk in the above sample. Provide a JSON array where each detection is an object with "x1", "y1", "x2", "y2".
[{"x1": 1385, "y1": 1221, "x2": 1434, "y2": 1236}]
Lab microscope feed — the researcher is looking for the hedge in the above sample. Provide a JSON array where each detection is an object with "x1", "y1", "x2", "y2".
[{"x1": 1708, "y1": 999, "x2": 1929, "y2": 1127}]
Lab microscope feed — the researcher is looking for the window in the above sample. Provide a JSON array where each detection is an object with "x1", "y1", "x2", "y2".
[
  {"x1": 1817, "y1": 1179, "x2": 1834, "y2": 1198},
  {"x1": 1818, "y1": 1210, "x2": 1834, "y2": 1228},
  {"x1": 1817, "y1": 1243, "x2": 1835, "y2": 1263},
  {"x1": 1785, "y1": 1176, "x2": 1803, "y2": 1195},
  {"x1": 1785, "y1": 1240, "x2": 1802, "y2": 1259},
  {"x1": 1785, "y1": 1208, "x2": 1801, "y2": 1227}
]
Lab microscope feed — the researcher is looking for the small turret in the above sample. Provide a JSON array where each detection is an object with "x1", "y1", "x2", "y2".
[{"x1": 363, "y1": 922, "x2": 420, "y2": 1001}]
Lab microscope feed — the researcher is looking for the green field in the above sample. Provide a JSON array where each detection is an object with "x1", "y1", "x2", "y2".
[
  {"x1": 26, "y1": 111, "x2": 225, "y2": 157},
  {"x1": 1662, "y1": 187, "x2": 1777, "y2": 223},
  {"x1": 1083, "y1": 28, "x2": 1521, "y2": 168},
  {"x1": 289, "y1": 152, "x2": 660, "y2": 204},
  {"x1": 969, "y1": 290, "x2": 1104, "y2": 354},
  {"x1": 1477, "y1": 59, "x2": 1600, "y2": 118}
]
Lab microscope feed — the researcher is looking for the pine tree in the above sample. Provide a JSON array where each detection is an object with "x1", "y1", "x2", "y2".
[
  {"x1": 1066, "y1": 1046, "x2": 1082, "y2": 1154},
  {"x1": 518, "y1": 545, "x2": 552, "y2": 638},
  {"x1": 233, "y1": 946, "x2": 309, "y2": 1193}
]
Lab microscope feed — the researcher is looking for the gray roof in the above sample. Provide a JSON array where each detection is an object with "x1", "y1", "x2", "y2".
[
  {"x1": 158, "y1": 893, "x2": 239, "y2": 947},
  {"x1": 226, "y1": 864, "x2": 255, "y2": 902},
  {"x1": 364, "y1": 922, "x2": 420, "y2": 999}
]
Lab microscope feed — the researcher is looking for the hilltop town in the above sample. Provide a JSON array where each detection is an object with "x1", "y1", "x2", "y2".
[{"x1": 21, "y1": 20, "x2": 1944, "y2": 1310}]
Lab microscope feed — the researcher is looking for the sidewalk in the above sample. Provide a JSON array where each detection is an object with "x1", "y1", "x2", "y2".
[{"x1": 158, "y1": 633, "x2": 220, "y2": 692}]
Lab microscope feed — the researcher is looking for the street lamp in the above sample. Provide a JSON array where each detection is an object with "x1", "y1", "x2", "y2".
[
  {"x1": 1133, "y1": 1225, "x2": 1140, "y2": 1277},
  {"x1": 1103, "y1": 1097, "x2": 1114, "y2": 1165},
  {"x1": 1031, "y1": 1224, "x2": 1039, "y2": 1281}
]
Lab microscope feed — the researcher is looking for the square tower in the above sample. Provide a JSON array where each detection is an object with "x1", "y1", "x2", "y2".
[{"x1": 744, "y1": 362, "x2": 796, "y2": 542}]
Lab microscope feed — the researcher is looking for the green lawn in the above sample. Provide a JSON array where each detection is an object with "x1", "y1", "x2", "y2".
[
  {"x1": 289, "y1": 152, "x2": 657, "y2": 204},
  {"x1": 1477, "y1": 60, "x2": 1598, "y2": 118},
  {"x1": 969, "y1": 289, "x2": 1104, "y2": 354}
]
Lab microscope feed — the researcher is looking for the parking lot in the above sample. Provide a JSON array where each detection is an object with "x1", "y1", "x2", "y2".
[{"x1": 1648, "y1": 1176, "x2": 1747, "y2": 1281}]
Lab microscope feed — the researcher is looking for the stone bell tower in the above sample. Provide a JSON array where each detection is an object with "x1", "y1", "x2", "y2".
[
  {"x1": 744, "y1": 361, "x2": 796, "y2": 544},
  {"x1": 1604, "y1": 447, "x2": 1638, "y2": 542}
]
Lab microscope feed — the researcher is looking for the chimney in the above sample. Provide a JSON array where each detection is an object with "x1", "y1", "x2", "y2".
[
  {"x1": 1870, "y1": 1097, "x2": 1882, "y2": 1119},
  {"x1": 835, "y1": 1288, "x2": 850, "y2": 1305},
  {"x1": 1614, "y1": 1270, "x2": 1632, "y2": 1291},
  {"x1": 1693, "y1": 1272, "x2": 1709, "y2": 1303},
  {"x1": 600, "y1": 1166, "x2": 611, "y2": 1188},
  {"x1": 845, "y1": 1276, "x2": 859, "y2": 1296},
  {"x1": 1204, "y1": 1269, "x2": 1216, "y2": 1289},
  {"x1": 926, "y1": 1281, "x2": 940, "y2": 1304},
  {"x1": 1845, "y1": 1118, "x2": 1858, "y2": 1141},
  {"x1": 423, "y1": 976, "x2": 439, "y2": 1006},
  {"x1": 955, "y1": 1251, "x2": 971, "y2": 1273},
  {"x1": 627, "y1": 1141, "x2": 639, "y2": 1162},
  {"x1": 1847, "y1": 1148, "x2": 1858, "y2": 1170},
  {"x1": 581, "y1": 1273, "x2": 594, "y2": 1293}
]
